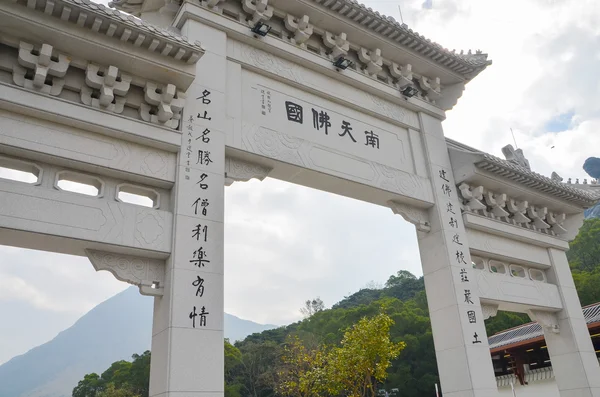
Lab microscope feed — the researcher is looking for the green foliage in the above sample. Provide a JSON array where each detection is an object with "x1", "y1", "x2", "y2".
[
  {"x1": 73, "y1": 352, "x2": 149, "y2": 397},
  {"x1": 568, "y1": 218, "x2": 600, "y2": 273}
]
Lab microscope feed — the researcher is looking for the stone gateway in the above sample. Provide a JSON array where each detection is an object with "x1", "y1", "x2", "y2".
[{"x1": 0, "y1": 0, "x2": 599, "y2": 396}]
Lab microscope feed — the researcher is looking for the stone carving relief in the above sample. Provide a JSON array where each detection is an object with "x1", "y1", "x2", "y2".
[
  {"x1": 239, "y1": 43, "x2": 306, "y2": 85},
  {"x1": 140, "y1": 82, "x2": 185, "y2": 129},
  {"x1": 388, "y1": 200, "x2": 431, "y2": 232},
  {"x1": 80, "y1": 64, "x2": 132, "y2": 113},
  {"x1": 242, "y1": 122, "x2": 305, "y2": 167},
  {"x1": 242, "y1": 0, "x2": 273, "y2": 27},
  {"x1": 86, "y1": 249, "x2": 166, "y2": 296},
  {"x1": 224, "y1": 156, "x2": 272, "y2": 186},
  {"x1": 358, "y1": 47, "x2": 383, "y2": 77},
  {"x1": 365, "y1": 93, "x2": 419, "y2": 128},
  {"x1": 526, "y1": 309, "x2": 560, "y2": 334},
  {"x1": 240, "y1": 123, "x2": 432, "y2": 202},
  {"x1": 13, "y1": 42, "x2": 70, "y2": 96},
  {"x1": 502, "y1": 144, "x2": 531, "y2": 170},
  {"x1": 284, "y1": 14, "x2": 314, "y2": 47},
  {"x1": 323, "y1": 31, "x2": 350, "y2": 60},
  {"x1": 481, "y1": 304, "x2": 499, "y2": 320}
]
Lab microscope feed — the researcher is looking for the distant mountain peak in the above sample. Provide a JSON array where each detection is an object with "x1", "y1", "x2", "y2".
[{"x1": 0, "y1": 287, "x2": 276, "y2": 397}]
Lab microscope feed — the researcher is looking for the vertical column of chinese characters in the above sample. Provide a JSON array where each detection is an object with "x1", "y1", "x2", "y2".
[
  {"x1": 435, "y1": 166, "x2": 487, "y2": 347},
  {"x1": 165, "y1": 82, "x2": 226, "y2": 340}
]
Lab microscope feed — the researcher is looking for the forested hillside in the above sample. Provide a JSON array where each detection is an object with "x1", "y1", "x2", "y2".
[{"x1": 75, "y1": 218, "x2": 600, "y2": 397}]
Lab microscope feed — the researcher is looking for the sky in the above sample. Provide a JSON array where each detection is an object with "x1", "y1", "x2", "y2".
[{"x1": 1, "y1": 0, "x2": 599, "y2": 365}]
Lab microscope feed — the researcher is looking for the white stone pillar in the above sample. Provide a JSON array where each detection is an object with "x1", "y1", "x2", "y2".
[
  {"x1": 542, "y1": 248, "x2": 600, "y2": 397},
  {"x1": 149, "y1": 19, "x2": 227, "y2": 397},
  {"x1": 417, "y1": 113, "x2": 499, "y2": 397}
]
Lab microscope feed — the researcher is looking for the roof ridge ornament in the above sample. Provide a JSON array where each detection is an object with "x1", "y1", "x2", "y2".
[{"x1": 502, "y1": 144, "x2": 531, "y2": 170}]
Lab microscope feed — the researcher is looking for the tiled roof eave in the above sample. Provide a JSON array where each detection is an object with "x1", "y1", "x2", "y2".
[
  {"x1": 12, "y1": 0, "x2": 204, "y2": 64},
  {"x1": 308, "y1": 0, "x2": 492, "y2": 79},
  {"x1": 475, "y1": 156, "x2": 599, "y2": 208}
]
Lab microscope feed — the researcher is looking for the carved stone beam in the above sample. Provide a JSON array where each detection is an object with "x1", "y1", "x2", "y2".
[
  {"x1": 224, "y1": 157, "x2": 272, "y2": 186},
  {"x1": 481, "y1": 304, "x2": 499, "y2": 320},
  {"x1": 81, "y1": 64, "x2": 131, "y2": 113},
  {"x1": 358, "y1": 47, "x2": 383, "y2": 77},
  {"x1": 140, "y1": 82, "x2": 185, "y2": 129},
  {"x1": 527, "y1": 206, "x2": 550, "y2": 230},
  {"x1": 284, "y1": 14, "x2": 313, "y2": 47},
  {"x1": 458, "y1": 184, "x2": 487, "y2": 211},
  {"x1": 388, "y1": 201, "x2": 431, "y2": 232},
  {"x1": 86, "y1": 249, "x2": 166, "y2": 296},
  {"x1": 547, "y1": 212, "x2": 567, "y2": 235},
  {"x1": 484, "y1": 191, "x2": 509, "y2": 218},
  {"x1": 242, "y1": 0, "x2": 273, "y2": 27},
  {"x1": 526, "y1": 309, "x2": 560, "y2": 334},
  {"x1": 323, "y1": 31, "x2": 349, "y2": 60},
  {"x1": 389, "y1": 62, "x2": 412, "y2": 88},
  {"x1": 418, "y1": 76, "x2": 442, "y2": 100},
  {"x1": 13, "y1": 42, "x2": 70, "y2": 95},
  {"x1": 507, "y1": 199, "x2": 531, "y2": 224}
]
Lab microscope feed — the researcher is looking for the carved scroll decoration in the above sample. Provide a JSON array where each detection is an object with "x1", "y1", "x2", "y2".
[
  {"x1": 86, "y1": 249, "x2": 166, "y2": 296},
  {"x1": 481, "y1": 304, "x2": 499, "y2": 320},
  {"x1": 224, "y1": 157, "x2": 272, "y2": 186},
  {"x1": 388, "y1": 200, "x2": 431, "y2": 232},
  {"x1": 526, "y1": 309, "x2": 560, "y2": 334}
]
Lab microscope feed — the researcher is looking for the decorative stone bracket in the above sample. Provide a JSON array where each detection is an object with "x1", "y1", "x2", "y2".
[
  {"x1": 481, "y1": 304, "x2": 499, "y2": 320},
  {"x1": 204, "y1": 0, "x2": 226, "y2": 10},
  {"x1": 13, "y1": 42, "x2": 70, "y2": 96},
  {"x1": 140, "y1": 82, "x2": 185, "y2": 129},
  {"x1": 86, "y1": 249, "x2": 166, "y2": 296},
  {"x1": 323, "y1": 31, "x2": 350, "y2": 60},
  {"x1": 388, "y1": 200, "x2": 431, "y2": 232},
  {"x1": 358, "y1": 47, "x2": 383, "y2": 77},
  {"x1": 81, "y1": 64, "x2": 132, "y2": 113},
  {"x1": 242, "y1": 0, "x2": 273, "y2": 27},
  {"x1": 284, "y1": 14, "x2": 313, "y2": 47},
  {"x1": 418, "y1": 76, "x2": 442, "y2": 100},
  {"x1": 390, "y1": 62, "x2": 413, "y2": 88},
  {"x1": 224, "y1": 157, "x2": 272, "y2": 186},
  {"x1": 526, "y1": 309, "x2": 560, "y2": 334}
]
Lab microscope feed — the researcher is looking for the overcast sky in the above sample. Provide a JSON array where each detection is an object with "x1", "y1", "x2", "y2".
[{"x1": 1, "y1": 0, "x2": 599, "y2": 365}]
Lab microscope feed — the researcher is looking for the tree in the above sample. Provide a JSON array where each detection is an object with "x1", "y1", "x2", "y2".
[
  {"x1": 385, "y1": 270, "x2": 417, "y2": 288},
  {"x1": 96, "y1": 384, "x2": 140, "y2": 397},
  {"x1": 326, "y1": 312, "x2": 405, "y2": 397},
  {"x1": 299, "y1": 298, "x2": 325, "y2": 318},
  {"x1": 225, "y1": 339, "x2": 244, "y2": 397},
  {"x1": 237, "y1": 341, "x2": 280, "y2": 397},
  {"x1": 276, "y1": 336, "x2": 328, "y2": 397},
  {"x1": 567, "y1": 218, "x2": 600, "y2": 272},
  {"x1": 73, "y1": 373, "x2": 103, "y2": 397}
]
